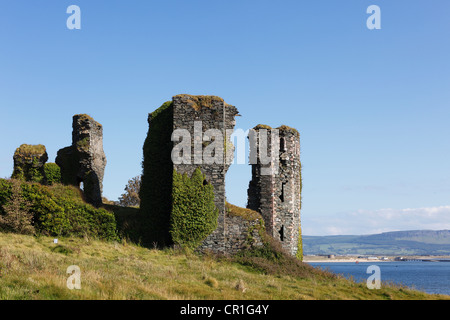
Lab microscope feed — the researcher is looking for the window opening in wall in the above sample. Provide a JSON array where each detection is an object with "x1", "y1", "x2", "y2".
[
  {"x1": 279, "y1": 225, "x2": 285, "y2": 242},
  {"x1": 279, "y1": 182, "x2": 286, "y2": 202},
  {"x1": 280, "y1": 137, "x2": 286, "y2": 153}
]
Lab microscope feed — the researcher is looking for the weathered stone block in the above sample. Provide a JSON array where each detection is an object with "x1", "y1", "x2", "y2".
[
  {"x1": 247, "y1": 125, "x2": 302, "y2": 257},
  {"x1": 56, "y1": 114, "x2": 106, "y2": 207},
  {"x1": 12, "y1": 144, "x2": 48, "y2": 182}
]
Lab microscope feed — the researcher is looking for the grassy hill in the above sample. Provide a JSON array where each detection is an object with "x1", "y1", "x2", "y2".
[
  {"x1": 0, "y1": 233, "x2": 447, "y2": 300},
  {"x1": 0, "y1": 179, "x2": 448, "y2": 300},
  {"x1": 303, "y1": 230, "x2": 450, "y2": 256}
]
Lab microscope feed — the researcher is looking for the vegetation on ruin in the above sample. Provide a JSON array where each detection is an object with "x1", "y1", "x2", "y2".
[
  {"x1": 14, "y1": 144, "x2": 47, "y2": 159},
  {"x1": 253, "y1": 124, "x2": 272, "y2": 130},
  {"x1": 74, "y1": 113, "x2": 95, "y2": 123},
  {"x1": 140, "y1": 101, "x2": 174, "y2": 247},
  {"x1": 0, "y1": 173, "x2": 446, "y2": 300},
  {"x1": 225, "y1": 202, "x2": 262, "y2": 221},
  {"x1": 43, "y1": 163, "x2": 61, "y2": 186},
  {"x1": 12, "y1": 145, "x2": 49, "y2": 183},
  {"x1": 174, "y1": 94, "x2": 225, "y2": 111},
  {"x1": 171, "y1": 168, "x2": 218, "y2": 249},
  {"x1": 0, "y1": 179, "x2": 118, "y2": 241},
  {"x1": 76, "y1": 137, "x2": 90, "y2": 152},
  {"x1": 277, "y1": 125, "x2": 300, "y2": 136},
  {"x1": 12, "y1": 157, "x2": 45, "y2": 183}
]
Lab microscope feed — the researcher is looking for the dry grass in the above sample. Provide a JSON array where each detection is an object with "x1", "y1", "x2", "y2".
[{"x1": 0, "y1": 233, "x2": 447, "y2": 300}]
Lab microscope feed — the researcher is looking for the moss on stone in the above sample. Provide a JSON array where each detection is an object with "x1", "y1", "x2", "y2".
[
  {"x1": 173, "y1": 94, "x2": 225, "y2": 111},
  {"x1": 74, "y1": 114, "x2": 102, "y2": 128},
  {"x1": 140, "y1": 100, "x2": 174, "y2": 247},
  {"x1": 226, "y1": 202, "x2": 262, "y2": 221},
  {"x1": 277, "y1": 125, "x2": 299, "y2": 136},
  {"x1": 76, "y1": 137, "x2": 90, "y2": 152},
  {"x1": 253, "y1": 124, "x2": 272, "y2": 130},
  {"x1": 14, "y1": 144, "x2": 46, "y2": 159},
  {"x1": 12, "y1": 144, "x2": 48, "y2": 183},
  {"x1": 75, "y1": 114, "x2": 94, "y2": 121}
]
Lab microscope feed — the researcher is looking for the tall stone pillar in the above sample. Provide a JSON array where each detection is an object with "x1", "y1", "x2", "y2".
[
  {"x1": 56, "y1": 114, "x2": 107, "y2": 207},
  {"x1": 247, "y1": 125, "x2": 302, "y2": 256}
]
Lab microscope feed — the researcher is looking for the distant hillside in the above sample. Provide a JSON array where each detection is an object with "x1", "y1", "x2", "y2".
[{"x1": 303, "y1": 230, "x2": 450, "y2": 256}]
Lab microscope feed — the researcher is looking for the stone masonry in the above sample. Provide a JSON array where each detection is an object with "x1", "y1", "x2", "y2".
[
  {"x1": 56, "y1": 114, "x2": 107, "y2": 207},
  {"x1": 247, "y1": 125, "x2": 302, "y2": 256},
  {"x1": 143, "y1": 94, "x2": 301, "y2": 256},
  {"x1": 171, "y1": 94, "x2": 240, "y2": 253},
  {"x1": 12, "y1": 144, "x2": 48, "y2": 182}
]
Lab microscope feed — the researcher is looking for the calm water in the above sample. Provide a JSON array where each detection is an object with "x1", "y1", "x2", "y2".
[{"x1": 308, "y1": 261, "x2": 450, "y2": 296}]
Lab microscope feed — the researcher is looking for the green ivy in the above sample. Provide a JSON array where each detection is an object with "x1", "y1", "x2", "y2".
[
  {"x1": 43, "y1": 163, "x2": 61, "y2": 185},
  {"x1": 139, "y1": 101, "x2": 174, "y2": 247},
  {"x1": 0, "y1": 179, "x2": 118, "y2": 241},
  {"x1": 170, "y1": 168, "x2": 218, "y2": 249}
]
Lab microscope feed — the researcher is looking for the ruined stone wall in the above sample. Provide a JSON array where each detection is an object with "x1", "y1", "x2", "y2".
[
  {"x1": 172, "y1": 94, "x2": 239, "y2": 253},
  {"x1": 223, "y1": 213, "x2": 264, "y2": 255},
  {"x1": 12, "y1": 144, "x2": 48, "y2": 182},
  {"x1": 247, "y1": 125, "x2": 302, "y2": 256},
  {"x1": 56, "y1": 114, "x2": 106, "y2": 207}
]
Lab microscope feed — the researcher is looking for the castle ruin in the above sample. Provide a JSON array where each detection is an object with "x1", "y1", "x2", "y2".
[
  {"x1": 247, "y1": 125, "x2": 302, "y2": 256},
  {"x1": 56, "y1": 114, "x2": 107, "y2": 207},
  {"x1": 9, "y1": 95, "x2": 301, "y2": 257},
  {"x1": 141, "y1": 94, "x2": 302, "y2": 256}
]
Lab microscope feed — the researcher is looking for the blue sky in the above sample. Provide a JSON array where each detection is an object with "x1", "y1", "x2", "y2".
[{"x1": 1, "y1": 1, "x2": 449, "y2": 235}]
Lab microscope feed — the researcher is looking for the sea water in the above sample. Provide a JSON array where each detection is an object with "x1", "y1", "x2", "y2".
[{"x1": 308, "y1": 261, "x2": 450, "y2": 296}]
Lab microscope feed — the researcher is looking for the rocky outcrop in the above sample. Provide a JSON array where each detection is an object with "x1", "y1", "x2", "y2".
[
  {"x1": 56, "y1": 114, "x2": 106, "y2": 207},
  {"x1": 12, "y1": 144, "x2": 48, "y2": 182}
]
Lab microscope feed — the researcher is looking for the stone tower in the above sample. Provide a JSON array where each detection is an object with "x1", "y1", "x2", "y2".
[
  {"x1": 247, "y1": 125, "x2": 302, "y2": 256},
  {"x1": 56, "y1": 114, "x2": 107, "y2": 207},
  {"x1": 171, "y1": 94, "x2": 239, "y2": 252},
  {"x1": 140, "y1": 94, "x2": 240, "y2": 251}
]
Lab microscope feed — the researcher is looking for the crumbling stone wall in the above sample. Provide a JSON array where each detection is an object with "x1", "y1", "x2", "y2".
[
  {"x1": 141, "y1": 94, "x2": 303, "y2": 256},
  {"x1": 56, "y1": 114, "x2": 107, "y2": 207},
  {"x1": 172, "y1": 94, "x2": 240, "y2": 253},
  {"x1": 12, "y1": 144, "x2": 48, "y2": 182},
  {"x1": 223, "y1": 203, "x2": 265, "y2": 255},
  {"x1": 141, "y1": 94, "x2": 266, "y2": 254},
  {"x1": 247, "y1": 125, "x2": 302, "y2": 257}
]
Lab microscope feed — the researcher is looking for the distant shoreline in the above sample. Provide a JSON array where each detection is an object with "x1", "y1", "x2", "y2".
[{"x1": 303, "y1": 255, "x2": 450, "y2": 263}]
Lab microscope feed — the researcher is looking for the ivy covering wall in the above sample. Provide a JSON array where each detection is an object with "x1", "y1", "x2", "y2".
[
  {"x1": 139, "y1": 101, "x2": 174, "y2": 247},
  {"x1": 0, "y1": 179, "x2": 118, "y2": 240},
  {"x1": 171, "y1": 168, "x2": 218, "y2": 249}
]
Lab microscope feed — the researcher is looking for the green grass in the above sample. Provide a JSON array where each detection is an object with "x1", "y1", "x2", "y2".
[{"x1": 0, "y1": 233, "x2": 447, "y2": 300}]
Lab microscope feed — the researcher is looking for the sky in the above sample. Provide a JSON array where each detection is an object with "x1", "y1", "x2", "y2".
[{"x1": 0, "y1": 1, "x2": 449, "y2": 235}]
